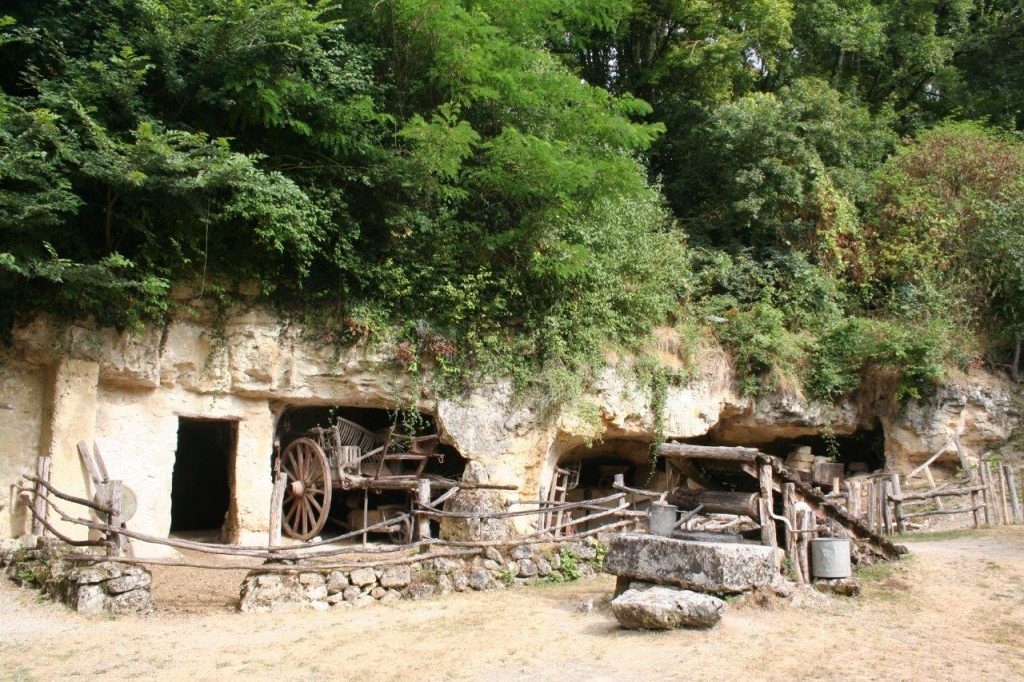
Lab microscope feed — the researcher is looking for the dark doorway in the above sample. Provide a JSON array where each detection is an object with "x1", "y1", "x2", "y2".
[{"x1": 171, "y1": 418, "x2": 237, "y2": 533}]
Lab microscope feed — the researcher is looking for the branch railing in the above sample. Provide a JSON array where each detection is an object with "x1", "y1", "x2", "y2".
[
  {"x1": 17, "y1": 465, "x2": 651, "y2": 571},
  {"x1": 822, "y1": 460, "x2": 1022, "y2": 536}
]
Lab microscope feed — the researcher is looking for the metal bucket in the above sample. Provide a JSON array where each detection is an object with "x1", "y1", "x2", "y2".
[
  {"x1": 649, "y1": 502, "x2": 678, "y2": 537},
  {"x1": 810, "y1": 537, "x2": 852, "y2": 578}
]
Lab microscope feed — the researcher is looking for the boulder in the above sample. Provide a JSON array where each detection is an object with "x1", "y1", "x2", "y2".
[
  {"x1": 603, "y1": 534, "x2": 778, "y2": 594},
  {"x1": 611, "y1": 587, "x2": 725, "y2": 630}
]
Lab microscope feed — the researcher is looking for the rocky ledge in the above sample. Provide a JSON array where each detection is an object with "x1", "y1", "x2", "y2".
[{"x1": 1, "y1": 537, "x2": 154, "y2": 615}]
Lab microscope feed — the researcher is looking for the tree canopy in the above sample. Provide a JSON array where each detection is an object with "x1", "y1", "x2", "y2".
[{"x1": 2, "y1": 0, "x2": 1023, "y2": 402}]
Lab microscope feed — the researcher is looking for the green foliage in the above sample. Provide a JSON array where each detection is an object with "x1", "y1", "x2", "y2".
[
  {"x1": 557, "y1": 550, "x2": 580, "y2": 581},
  {"x1": 2, "y1": 0, "x2": 1023, "y2": 407}
]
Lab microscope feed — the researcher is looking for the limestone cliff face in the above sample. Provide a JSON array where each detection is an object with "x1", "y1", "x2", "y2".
[{"x1": 1, "y1": 308, "x2": 1018, "y2": 545}]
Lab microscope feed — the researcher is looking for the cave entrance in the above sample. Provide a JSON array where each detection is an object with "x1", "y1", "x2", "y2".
[
  {"x1": 275, "y1": 405, "x2": 466, "y2": 543},
  {"x1": 734, "y1": 424, "x2": 887, "y2": 476},
  {"x1": 170, "y1": 417, "x2": 237, "y2": 539},
  {"x1": 548, "y1": 438, "x2": 658, "y2": 535}
]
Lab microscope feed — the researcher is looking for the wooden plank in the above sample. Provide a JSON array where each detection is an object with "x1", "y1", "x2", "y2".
[
  {"x1": 91, "y1": 441, "x2": 111, "y2": 484},
  {"x1": 923, "y1": 465, "x2": 945, "y2": 510},
  {"x1": 907, "y1": 429, "x2": 964, "y2": 479},
  {"x1": 657, "y1": 442, "x2": 759, "y2": 463},
  {"x1": 76, "y1": 440, "x2": 102, "y2": 488}
]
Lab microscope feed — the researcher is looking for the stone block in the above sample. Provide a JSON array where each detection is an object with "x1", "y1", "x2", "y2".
[
  {"x1": 611, "y1": 587, "x2": 725, "y2": 630},
  {"x1": 408, "y1": 584, "x2": 436, "y2": 600},
  {"x1": 603, "y1": 534, "x2": 779, "y2": 594},
  {"x1": 299, "y1": 572, "x2": 325, "y2": 587},
  {"x1": 484, "y1": 547, "x2": 505, "y2": 564},
  {"x1": 74, "y1": 584, "x2": 108, "y2": 614},
  {"x1": 468, "y1": 568, "x2": 490, "y2": 591},
  {"x1": 107, "y1": 588, "x2": 155, "y2": 615},
  {"x1": 349, "y1": 567, "x2": 376, "y2": 587},
  {"x1": 537, "y1": 559, "x2": 552, "y2": 577},
  {"x1": 482, "y1": 560, "x2": 501, "y2": 571},
  {"x1": 103, "y1": 571, "x2": 152, "y2": 595},
  {"x1": 370, "y1": 586, "x2": 387, "y2": 599},
  {"x1": 305, "y1": 585, "x2": 328, "y2": 601},
  {"x1": 379, "y1": 565, "x2": 411, "y2": 589},
  {"x1": 327, "y1": 571, "x2": 348, "y2": 594},
  {"x1": 517, "y1": 560, "x2": 538, "y2": 578},
  {"x1": 343, "y1": 585, "x2": 362, "y2": 602},
  {"x1": 510, "y1": 545, "x2": 532, "y2": 561},
  {"x1": 451, "y1": 570, "x2": 469, "y2": 592}
]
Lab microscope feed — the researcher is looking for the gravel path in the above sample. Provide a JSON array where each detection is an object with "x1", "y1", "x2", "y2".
[{"x1": 2, "y1": 527, "x2": 1022, "y2": 681}]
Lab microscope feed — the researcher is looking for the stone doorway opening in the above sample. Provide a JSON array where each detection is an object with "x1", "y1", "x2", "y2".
[
  {"x1": 275, "y1": 405, "x2": 466, "y2": 542},
  {"x1": 170, "y1": 417, "x2": 237, "y2": 540}
]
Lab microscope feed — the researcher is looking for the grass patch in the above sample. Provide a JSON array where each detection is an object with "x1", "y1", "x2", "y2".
[
  {"x1": 855, "y1": 560, "x2": 901, "y2": 583},
  {"x1": 895, "y1": 529, "x2": 980, "y2": 543}
]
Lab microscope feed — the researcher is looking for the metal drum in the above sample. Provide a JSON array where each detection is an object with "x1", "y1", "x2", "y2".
[
  {"x1": 649, "y1": 502, "x2": 678, "y2": 537},
  {"x1": 810, "y1": 537, "x2": 852, "y2": 578}
]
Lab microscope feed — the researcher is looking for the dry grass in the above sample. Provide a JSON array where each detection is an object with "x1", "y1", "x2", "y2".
[{"x1": 1, "y1": 527, "x2": 1023, "y2": 681}]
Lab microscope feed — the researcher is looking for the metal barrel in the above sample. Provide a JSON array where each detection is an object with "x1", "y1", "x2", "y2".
[{"x1": 810, "y1": 537, "x2": 852, "y2": 578}]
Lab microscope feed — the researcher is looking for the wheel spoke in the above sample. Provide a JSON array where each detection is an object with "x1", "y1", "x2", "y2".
[{"x1": 309, "y1": 495, "x2": 322, "y2": 515}]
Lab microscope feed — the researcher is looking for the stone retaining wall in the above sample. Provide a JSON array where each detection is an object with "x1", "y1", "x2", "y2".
[
  {"x1": 238, "y1": 539, "x2": 606, "y2": 612},
  {"x1": 0, "y1": 537, "x2": 154, "y2": 615}
]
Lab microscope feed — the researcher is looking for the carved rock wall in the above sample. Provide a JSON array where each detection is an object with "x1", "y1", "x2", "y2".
[{"x1": 0, "y1": 308, "x2": 1018, "y2": 551}]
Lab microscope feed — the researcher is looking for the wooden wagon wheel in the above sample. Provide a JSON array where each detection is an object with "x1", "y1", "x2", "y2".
[{"x1": 280, "y1": 437, "x2": 333, "y2": 541}]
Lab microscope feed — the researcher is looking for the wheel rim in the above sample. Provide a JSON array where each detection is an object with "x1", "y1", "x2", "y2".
[{"x1": 280, "y1": 438, "x2": 332, "y2": 541}]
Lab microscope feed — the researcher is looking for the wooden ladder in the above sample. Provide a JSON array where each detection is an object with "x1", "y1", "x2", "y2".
[{"x1": 544, "y1": 464, "x2": 580, "y2": 536}]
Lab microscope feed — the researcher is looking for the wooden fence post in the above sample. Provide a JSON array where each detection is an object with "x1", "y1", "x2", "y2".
[
  {"x1": 758, "y1": 464, "x2": 777, "y2": 548},
  {"x1": 783, "y1": 483, "x2": 803, "y2": 583},
  {"x1": 107, "y1": 480, "x2": 124, "y2": 557},
  {"x1": 1005, "y1": 464, "x2": 1023, "y2": 524},
  {"x1": 978, "y1": 467, "x2": 992, "y2": 526},
  {"x1": 880, "y1": 480, "x2": 893, "y2": 536},
  {"x1": 890, "y1": 473, "x2": 907, "y2": 534},
  {"x1": 31, "y1": 456, "x2": 51, "y2": 537},
  {"x1": 416, "y1": 479, "x2": 432, "y2": 545},
  {"x1": 268, "y1": 472, "x2": 286, "y2": 547}
]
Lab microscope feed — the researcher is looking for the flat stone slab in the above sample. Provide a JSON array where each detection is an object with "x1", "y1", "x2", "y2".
[
  {"x1": 603, "y1": 534, "x2": 779, "y2": 594},
  {"x1": 612, "y1": 586, "x2": 725, "y2": 630}
]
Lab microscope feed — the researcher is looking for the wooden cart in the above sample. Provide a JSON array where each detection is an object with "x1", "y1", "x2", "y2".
[{"x1": 277, "y1": 417, "x2": 442, "y2": 541}]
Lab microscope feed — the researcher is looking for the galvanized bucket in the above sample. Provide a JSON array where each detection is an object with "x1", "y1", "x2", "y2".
[
  {"x1": 649, "y1": 502, "x2": 678, "y2": 537},
  {"x1": 810, "y1": 537, "x2": 852, "y2": 578}
]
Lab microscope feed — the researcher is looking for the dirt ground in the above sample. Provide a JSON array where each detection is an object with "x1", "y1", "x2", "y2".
[{"x1": 2, "y1": 528, "x2": 1023, "y2": 682}]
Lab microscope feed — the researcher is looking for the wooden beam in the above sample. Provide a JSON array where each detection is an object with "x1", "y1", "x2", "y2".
[{"x1": 657, "y1": 443, "x2": 760, "y2": 463}]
